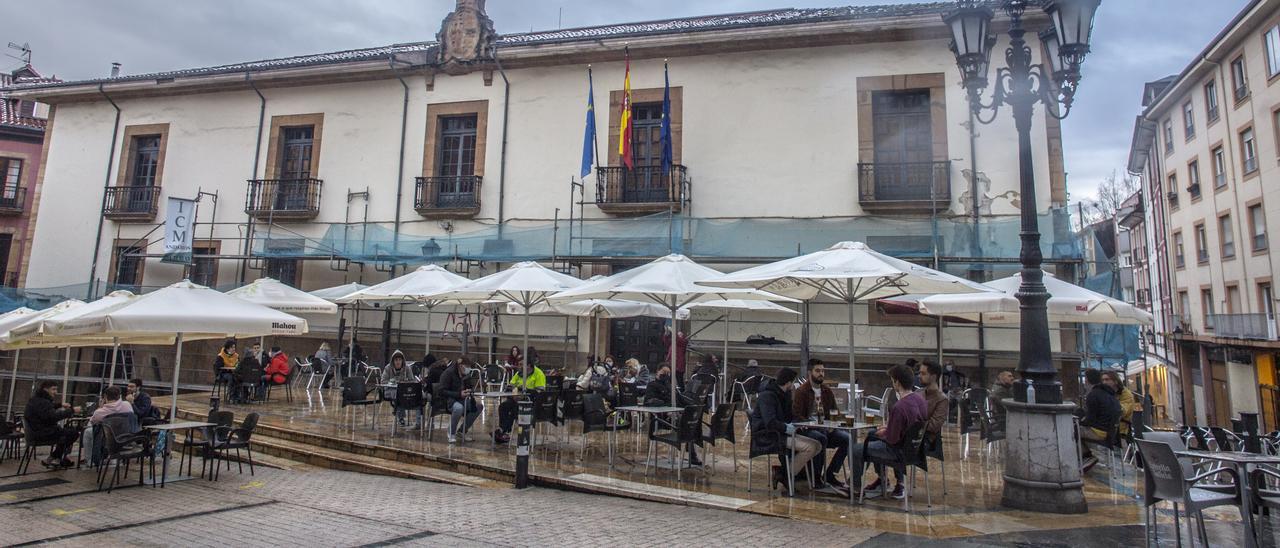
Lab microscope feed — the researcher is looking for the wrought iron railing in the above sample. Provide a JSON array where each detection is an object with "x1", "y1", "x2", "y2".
[
  {"x1": 0, "y1": 185, "x2": 24, "y2": 214},
  {"x1": 245, "y1": 178, "x2": 322, "y2": 219},
  {"x1": 595, "y1": 165, "x2": 689, "y2": 208},
  {"x1": 414, "y1": 175, "x2": 481, "y2": 215},
  {"x1": 857, "y1": 161, "x2": 950, "y2": 210},
  {"x1": 1209, "y1": 313, "x2": 1278, "y2": 340},
  {"x1": 103, "y1": 186, "x2": 160, "y2": 220}
]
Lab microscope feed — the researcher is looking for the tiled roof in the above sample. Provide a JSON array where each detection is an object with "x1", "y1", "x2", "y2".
[
  {"x1": 13, "y1": 2, "x2": 970, "y2": 91},
  {"x1": 0, "y1": 99, "x2": 47, "y2": 131}
]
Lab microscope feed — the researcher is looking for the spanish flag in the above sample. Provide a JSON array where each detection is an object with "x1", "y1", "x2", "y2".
[{"x1": 618, "y1": 48, "x2": 633, "y2": 169}]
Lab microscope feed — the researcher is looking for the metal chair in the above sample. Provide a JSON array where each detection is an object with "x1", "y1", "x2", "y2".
[
  {"x1": 340, "y1": 377, "x2": 379, "y2": 431},
  {"x1": 647, "y1": 404, "x2": 705, "y2": 483},
  {"x1": 1136, "y1": 438, "x2": 1241, "y2": 547},
  {"x1": 730, "y1": 374, "x2": 763, "y2": 413},
  {"x1": 863, "y1": 387, "x2": 894, "y2": 419},
  {"x1": 389, "y1": 382, "x2": 425, "y2": 436},
  {"x1": 211, "y1": 412, "x2": 259, "y2": 480},
  {"x1": 745, "y1": 428, "x2": 806, "y2": 497},
  {"x1": 97, "y1": 415, "x2": 152, "y2": 492},
  {"x1": 580, "y1": 393, "x2": 625, "y2": 464},
  {"x1": 701, "y1": 402, "x2": 739, "y2": 473}
]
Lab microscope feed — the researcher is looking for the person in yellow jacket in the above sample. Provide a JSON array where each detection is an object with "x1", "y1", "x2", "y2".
[
  {"x1": 493, "y1": 363, "x2": 546, "y2": 443},
  {"x1": 1103, "y1": 370, "x2": 1138, "y2": 436}
]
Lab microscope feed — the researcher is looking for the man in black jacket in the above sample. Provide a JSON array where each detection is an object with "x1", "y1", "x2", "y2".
[
  {"x1": 750, "y1": 368, "x2": 821, "y2": 493},
  {"x1": 436, "y1": 356, "x2": 481, "y2": 444},
  {"x1": 1077, "y1": 368, "x2": 1121, "y2": 472},
  {"x1": 24, "y1": 380, "x2": 81, "y2": 468}
]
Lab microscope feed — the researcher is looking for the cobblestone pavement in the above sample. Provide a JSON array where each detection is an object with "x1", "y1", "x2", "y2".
[{"x1": 0, "y1": 462, "x2": 879, "y2": 547}]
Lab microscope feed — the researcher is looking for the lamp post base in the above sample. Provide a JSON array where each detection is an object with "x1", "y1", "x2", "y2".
[{"x1": 1000, "y1": 399, "x2": 1087, "y2": 514}]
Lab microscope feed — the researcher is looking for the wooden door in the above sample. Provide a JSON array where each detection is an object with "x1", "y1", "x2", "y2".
[{"x1": 871, "y1": 90, "x2": 932, "y2": 200}]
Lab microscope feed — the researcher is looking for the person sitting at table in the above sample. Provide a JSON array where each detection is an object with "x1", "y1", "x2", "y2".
[
  {"x1": 852, "y1": 364, "x2": 927, "y2": 500},
  {"x1": 382, "y1": 350, "x2": 419, "y2": 427},
  {"x1": 505, "y1": 346, "x2": 523, "y2": 370},
  {"x1": 628, "y1": 358, "x2": 651, "y2": 384},
  {"x1": 215, "y1": 339, "x2": 239, "y2": 390},
  {"x1": 233, "y1": 342, "x2": 264, "y2": 403},
  {"x1": 751, "y1": 367, "x2": 821, "y2": 494},
  {"x1": 438, "y1": 355, "x2": 481, "y2": 444},
  {"x1": 1103, "y1": 370, "x2": 1138, "y2": 437},
  {"x1": 25, "y1": 380, "x2": 82, "y2": 468},
  {"x1": 314, "y1": 341, "x2": 334, "y2": 388},
  {"x1": 493, "y1": 359, "x2": 547, "y2": 444},
  {"x1": 642, "y1": 364, "x2": 702, "y2": 466},
  {"x1": 1076, "y1": 368, "x2": 1120, "y2": 473},
  {"x1": 792, "y1": 358, "x2": 850, "y2": 495},
  {"x1": 989, "y1": 370, "x2": 1015, "y2": 428},
  {"x1": 918, "y1": 360, "x2": 949, "y2": 446},
  {"x1": 125, "y1": 378, "x2": 161, "y2": 425},
  {"x1": 90, "y1": 386, "x2": 134, "y2": 426},
  {"x1": 578, "y1": 358, "x2": 610, "y2": 393},
  {"x1": 260, "y1": 346, "x2": 290, "y2": 399}
]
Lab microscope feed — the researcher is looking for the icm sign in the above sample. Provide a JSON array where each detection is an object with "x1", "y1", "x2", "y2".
[{"x1": 162, "y1": 197, "x2": 196, "y2": 264}]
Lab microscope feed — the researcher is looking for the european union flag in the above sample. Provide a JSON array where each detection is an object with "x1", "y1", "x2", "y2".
[
  {"x1": 581, "y1": 68, "x2": 597, "y2": 179},
  {"x1": 660, "y1": 62, "x2": 673, "y2": 174}
]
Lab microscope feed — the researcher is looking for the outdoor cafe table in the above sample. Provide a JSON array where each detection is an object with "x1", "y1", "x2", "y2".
[
  {"x1": 1176, "y1": 449, "x2": 1280, "y2": 548},
  {"x1": 794, "y1": 419, "x2": 877, "y2": 505},
  {"x1": 614, "y1": 405, "x2": 685, "y2": 470},
  {"x1": 145, "y1": 421, "x2": 216, "y2": 487}
]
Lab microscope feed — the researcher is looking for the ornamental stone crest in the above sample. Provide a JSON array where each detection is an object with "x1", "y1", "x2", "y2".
[{"x1": 437, "y1": 0, "x2": 496, "y2": 69}]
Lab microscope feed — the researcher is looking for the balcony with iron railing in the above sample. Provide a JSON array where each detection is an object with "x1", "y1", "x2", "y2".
[
  {"x1": 102, "y1": 186, "x2": 160, "y2": 221},
  {"x1": 857, "y1": 161, "x2": 950, "y2": 213},
  {"x1": 245, "y1": 178, "x2": 322, "y2": 220},
  {"x1": 1170, "y1": 314, "x2": 1192, "y2": 334},
  {"x1": 1208, "y1": 313, "x2": 1279, "y2": 341},
  {"x1": 0, "y1": 185, "x2": 25, "y2": 216},
  {"x1": 414, "y1": 176, "x2": 481, "y2": 218},
  {"x1": 595, "y1": 165, "x2": 689, "y2": 215}
]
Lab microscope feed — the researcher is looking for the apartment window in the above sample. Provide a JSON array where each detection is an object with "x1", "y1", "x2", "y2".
[
  {"x1": 1174, "y1": 231, "x2": 1186, "y2": 268},
  {"x1": 1232, "y1": 55, "x2": 1249, "y2": 100},
  {"x1": 1212, "y1": 146, "x2": 1227, "y2": 188},
  {"x1": 1163, "y1": 119, "x2": 1174, "y2": 153},
  {"x1": 1228, "y1": 285, "x2": 1243, "y2": 314},
  {"x1": 263, "y1": 239, "x2": 303, "y2": 287},
  {"x1": 279, "y1": 127, "x2": 314, "y2": 180},
  {"x1": 1242, "y1": 127, "x2": 1258, "y2": 173},
  {"x1": 110, "y1": 243, "x2": 144, "y2": 289},
  {"x1": 1220, "y1": 214, "x2": 1236, "y2": 258},
  {"x1": 1188, "y1": 160, "x2": 1202, "y2": 198},
  {"x1": 130, "y1": 136, "x2": 161, "y2": 187},
  {"x1": 1195, "y1": 223, "x2": 1210, "y2": 263},
  {"x1": 1202, "y1": 289, "x2": 1216, "y2": 329},
  {"x1": 188, "y1": 241, "x2": 219, "y2": 287},
  {"x1": 1179, "y1": 291, "x2": 1191, "y2": 320},
  {"x1": 1261, "y1": 283, "x2": 1275, "y2": 317},
  {"x1": 437, "y1": 115, "x2": 479, "y2": 177},
  {"x1": 1183, "y1": 101, "x2": 1195, "y2": 139},
  {"x1": 1205, "y1": 80, "x2": 1220, "y2": 122},
  {"x1": 1267, "y1": 26, "x2": 1280, "y2": 78},
  {"x1": 1168, "y1": 174, "x2": 1179, "y2": 210},
  {"x1": 1250, "y1": 204, "x2": 1268, "y2": 252},
  {"x1": 0, "y1": 158, "x2": 20, "y2": 198}
]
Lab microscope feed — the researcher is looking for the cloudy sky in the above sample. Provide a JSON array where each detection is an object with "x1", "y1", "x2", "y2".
[{"x1": 0, "y1": 0, "x2": 1250, "y2": 203}]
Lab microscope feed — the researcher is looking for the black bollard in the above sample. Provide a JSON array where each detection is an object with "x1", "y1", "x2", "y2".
[{"x1": 515, "y1": 399, "x2": 533, "y2": 489}]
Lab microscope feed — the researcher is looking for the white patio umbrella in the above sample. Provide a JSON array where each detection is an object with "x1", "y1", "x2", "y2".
[
  {"x1": 886, "y1": 271, "x2": 1154, "y2": 325},
  {"x1": 681, "y1": 297, "x2": 799, "y2": 400},
  {"x1": 702, "y1": 241, "x2": 992, "y2": 390},
  {"x1": 0, "y1": 300, "x2": 86, "y2": 405},
  {"x1": 227, "y1": 278, "x2": 338, "y2": 315},
  {"x1": 550, "y1": 254, "x2": 784, "y2": 407},
  {"x1": 339, "y1": 265, "x2": 470, "y2": 358},
  {"x1": 309, "y1": 282, "x2": 368, "y2": 302},
  {"x1": 0, "y1": 307, "x2": 36, "y2": 417},
  {"x1": 67, "y1": 280, "x2": 308, "y2": 420},
  {"x1": 427, "y1": 261, "x2": 583, "y2": 382},
  {"x1": 507, "y1": 295, "x2": 673, "y2": 366}
]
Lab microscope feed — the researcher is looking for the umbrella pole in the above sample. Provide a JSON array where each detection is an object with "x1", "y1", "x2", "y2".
[
  {"x1": 670, "y1": 306, "x2": 679, "y2": 408},
  {"x1": 61, "y1": 347, "x2": 71, "y2": 405},
  {"x1": 847, "y1": 298, "x2": 857, "y2": 415},
  {"x1": 349, "y1": 303, "x2": 358, "y2": 378},
  {"x1": 169, "y1": 333, "x2": 184, "y2": 421},
  {"x1": 522, "y1": 308, "x2": 531, "y2": 393},
  {"x1": 722, "y1": 314, "x2": 730, "y2": 404},
  {"x1": 107, "y1": 337, "x2": 120, "y2": 387},
  {"x1": 425, "y1": 305, "x2": 431, "y2": 359},
  {"x1": 5, "y1": 349, "x2": 19, "y2": 419}
]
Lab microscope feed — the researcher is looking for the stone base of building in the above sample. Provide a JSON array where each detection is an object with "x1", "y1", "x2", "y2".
[{"x1": 1000, "y1": 399, "x2": 1088, "y2": 514}]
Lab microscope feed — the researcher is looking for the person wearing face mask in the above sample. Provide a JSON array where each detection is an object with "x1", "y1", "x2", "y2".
[
  {"x1": 643, "y1": 364, "x2": 703, "y2": 466},
  {"x1": 750, "y1": 367, "x2": 821, "y2": 494},
  {"x1": 437, "y1": 355, "x2": 482, "y2": 443},
  {"x1": 792, "y1": 358, "x2": 849, "y2": 495},
  {"x1": 989, "y1": 370, "x2": 1016, "y2": 428},
  {"x1": 493, "y1": 357, "x2": 546, "y2": 444},
  {"x1": 381, "y1": 350, "x2": 419, "y2": 427}
]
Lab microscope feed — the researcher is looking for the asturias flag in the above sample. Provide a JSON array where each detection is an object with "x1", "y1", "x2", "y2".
[
  {"x1": 581, "y1": 68, "x2": 597, "y2": 179},
  {"x1": 618, "y1": 49, "x2": 633, "y2": 169}
]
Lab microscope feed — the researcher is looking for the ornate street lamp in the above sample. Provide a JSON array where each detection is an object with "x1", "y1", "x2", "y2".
[
  {"x1": 945, "y1": 0, "x2": 1100, "y2": 405},
  {"x1": 944, "y1": 0, "x2": 1101, "y2": 514}
]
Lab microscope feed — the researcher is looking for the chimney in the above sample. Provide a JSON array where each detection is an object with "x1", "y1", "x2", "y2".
[{"x1": 110, "y1": 62, "x2": 121, "y2": 78}]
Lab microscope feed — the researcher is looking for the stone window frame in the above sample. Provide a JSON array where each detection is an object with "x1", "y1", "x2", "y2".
[
  {"x1": 264, "y1": 114, "x2": 324, "y2": 179},
  {"x1": 422, "y1": 100, "x2": 489, "y2": 178},
  {"x1": 108, "y1": 237, "x2": 146, "y2": 286},
  {"x1": 855, "y1": 74, "x2": 949, "y2": 167},
  {"x1": 606, "y1": 86, "x2": 683, "y2": 167},
  {"x1": 115, "y1": 123, "x2": 170, "y2": 188},
  {"x1": 185, "y1": 239, "x2": 221, "y2": 287},
  {"x1": 1186, "y1": 156, "x2": 1202, "y2": 202},
  {"x1": 1173, "y1": 229, "x2": 1186, "y2": 269},
  {"x1": 1247, "y1": 197, "x2": 1269, "y2": 255},
  {"x1": 1218, "y1": 209, "x2": 1236, "y2": 261},
  {"x1": 1239, "y1": 122, "x2": 1259, "y2": 179},
  {"x1": 1194, "y1": 220, "x2": 1210, "y2": 265}
]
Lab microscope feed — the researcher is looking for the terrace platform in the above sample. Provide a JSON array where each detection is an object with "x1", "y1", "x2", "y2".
[{"x1": 157, "y1": 390, "x2": 1233, "y2": 542}]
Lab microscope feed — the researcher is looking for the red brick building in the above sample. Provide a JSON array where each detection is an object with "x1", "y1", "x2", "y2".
[{"x1": 0, "y1": 65, "x2": 57, "y2": 287}]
